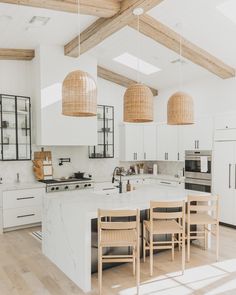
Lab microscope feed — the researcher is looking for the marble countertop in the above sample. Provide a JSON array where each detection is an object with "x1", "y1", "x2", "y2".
[
  {"x1": 44, "y1": 183, "x2": 203, "y2": 219},
  {"x1": 94, "y1": 174, "x2": 185, "y2": 183},
  {"x1": 0, "y1": 181, "x2": 46, "y2": 191}
]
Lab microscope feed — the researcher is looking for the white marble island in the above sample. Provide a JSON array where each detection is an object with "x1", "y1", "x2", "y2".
[{"x1": 42, "y1": 184, "x2": 207, "y2": 293}]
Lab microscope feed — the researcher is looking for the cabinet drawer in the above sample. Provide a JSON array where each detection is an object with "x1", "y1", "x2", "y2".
[
  {"x1": 3, "y1": 188, "x2": 43, "y2": 209},
  {"x1": 3, "y1": 207, "x2": 41, "y2": 228}
]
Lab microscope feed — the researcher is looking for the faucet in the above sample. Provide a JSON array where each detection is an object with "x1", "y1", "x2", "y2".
[{"x1": 112, "y1": 167, "x2": 123, "y2": 194}]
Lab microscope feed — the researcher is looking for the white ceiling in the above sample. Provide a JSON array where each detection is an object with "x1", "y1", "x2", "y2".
[
  {"x1": 148, "y1": 0, "x2": 236, "y2": 68},
  {"x1": 0, "y1": 3, "x2": 97, "y2": 48},
  {"x1": 1, "y1": 1, "x2": 236, "y2": 90}
]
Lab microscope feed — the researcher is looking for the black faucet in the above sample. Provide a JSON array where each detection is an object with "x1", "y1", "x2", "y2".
[{"x1": 112, "y1": 167, "x2": 123, "y2": 194}]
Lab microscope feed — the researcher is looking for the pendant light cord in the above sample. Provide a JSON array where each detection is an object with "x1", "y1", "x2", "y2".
[
  {"x1": 137, "y1": 14, "x2": 141, "y2": 84},
  {"x1": 78, "y1": 0, "x2": 81, "y2": 57},
  {"x1": 178, "y1": 23, "x2": 183, "y2": 91}
]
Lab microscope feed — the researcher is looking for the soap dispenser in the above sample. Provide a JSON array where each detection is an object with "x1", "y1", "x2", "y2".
[{"x1": 126, "y1": 180, "x2": 131, "y2": 192}]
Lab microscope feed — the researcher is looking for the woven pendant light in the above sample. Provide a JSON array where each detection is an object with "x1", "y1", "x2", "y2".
[
  {"x1": 167, "y1": 91, "x2": 194, "y2": 125},
  {"x1": 124, "y1": 84, "x2": 153, "y2": 122},
  {"x1": 123, "y1": 8, "x2": 153, "y2": 123},
  {"x1": 62, "y1": 0, "x2": 97, "y2": 117},
  {"x1": 62, "y1": 70, "x2": 97, "y2": 117},
  {"x1": 167, "y1": 23, "x2": 194, "y2": 125}
]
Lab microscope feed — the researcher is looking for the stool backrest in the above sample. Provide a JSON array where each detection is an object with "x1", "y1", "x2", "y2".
[
  {"x1": 98, "y1": 209, "x2": 140, "y2": 231},
  {"x1": 149, "y1": 200, "x2": 185, "y2": 231},
  {"x1": 187, "y1": 195, "x2": 219, "y2": 218}
]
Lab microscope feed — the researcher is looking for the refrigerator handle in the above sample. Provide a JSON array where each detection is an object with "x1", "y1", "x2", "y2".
[
  {"x1": 229, "y1": 164, "x2": 232, "y2": 189},
  {"x1": 235, "y1": 164, "x2": 236, "y2": 189}
]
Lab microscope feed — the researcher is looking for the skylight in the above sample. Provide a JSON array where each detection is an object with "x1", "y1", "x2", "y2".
[
  {"x1": 217, "y1": 0, "x2": 236, "y2": 24},
  {"x1": 113, "y1": 52, "x2": 161, "y2": 75}
]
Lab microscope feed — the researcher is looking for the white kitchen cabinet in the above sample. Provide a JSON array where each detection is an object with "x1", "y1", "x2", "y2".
[
  {"x1": 156, "y1": 123, "x2": 182, "y2": 161},
  {"x1": 215, "y1": 112, "x2": 236, "y2": 130},
  {"x1": 213, "y1": 141, "x2": 236, "y2": 226},
  {"x1": 143, "y1": 125, "x2": 157, "y2": 160},
  {"x1": 1, "y1": 187, "x2": 44, "y2": 232},
  {"x1": 182, "y1": 117, "x2": 213, "y2": 151},
  {"x1": 120, "y1": 124, "x2": 156, "y2": 161}
]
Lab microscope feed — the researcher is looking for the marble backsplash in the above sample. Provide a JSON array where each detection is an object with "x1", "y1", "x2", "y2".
[{"x1": 0, "y1": 146, "x2": 184, "y2": 184}]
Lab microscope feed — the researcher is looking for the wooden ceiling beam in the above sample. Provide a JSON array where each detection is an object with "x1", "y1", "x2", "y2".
[
  {"x1": 98, "y1": 66, "x2": 158, "y2": 96},
  {"x1": 0, "y1": 0, "x2": 121, "y2": 18},
  {"x1": 129, "y1": 14, "x2": 235, "y2": 79},
  {"x1": 64, "y1": 0, "x2": 164, "y2": 57},
  {"x1": 0, "y1": 48, "x2": 35, "y2": 60}
]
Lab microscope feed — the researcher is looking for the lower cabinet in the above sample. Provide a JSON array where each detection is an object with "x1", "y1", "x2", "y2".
[{"x1": 1, "y1": 187, "x2": 44, "y2": 231}]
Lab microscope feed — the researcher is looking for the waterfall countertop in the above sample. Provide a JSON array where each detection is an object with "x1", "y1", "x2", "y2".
[{"x1": 42, "y1": 184, "x2": 208, "y2": 292}]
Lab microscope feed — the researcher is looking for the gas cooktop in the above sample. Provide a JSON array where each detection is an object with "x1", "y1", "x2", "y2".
[
  {"x1": 40, "y1": 177, "x2": 94, "y2": 193},
  {"x1": 40, "y1": 177, "x2": 92, "y2": 184}
]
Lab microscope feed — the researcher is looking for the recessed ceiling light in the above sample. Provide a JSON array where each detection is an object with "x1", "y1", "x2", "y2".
[
  {"x1": 113, "y1": 52, "x2": 161, "y2": 75},
  {"x1": 217, "y1": 0, "x2": 236, "y2": 24},
  {"x1": 29, "y1": 16, "x2": 50, "y2": 26}
]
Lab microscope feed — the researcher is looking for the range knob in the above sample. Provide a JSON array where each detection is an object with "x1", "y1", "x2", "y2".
[
  {"x1": 88, "y1": 183, "x2": 91, "y2": 187},
  {"x1": 75, "y1": 185, "x2": 80, "y2": 189},
  {"x1": 65, "y1": 186, "x2": 69, "y2": 190},
  {"x1": 51, "y1": 187, "x2": 55, "y2": 191},
  {"x1": 84, "y1": 184, "x2": 88, "y2": 188},
  {"x1": 56, "y1": 187, "x2": 59, "y2": 190}
]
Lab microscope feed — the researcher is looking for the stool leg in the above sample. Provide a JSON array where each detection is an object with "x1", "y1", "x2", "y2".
[
  {"x1": 187, "y1": 222, "x2": 190, "y2": 262},
  {"x1": 216, "y1": 223, "x2": 219, "y2": 261},
  {"x1": 98, "y1": 246, "x2": 102, "y2": 295},
  {"x1": 143, "y1": 223, "x2": 146, "y2": 262},
  {"x1": 150, "y1": 232, "x2": 153, "y2": 276},
  {"x1": 136, "y1": 245, "x2": 140, "y2": 295},
  {"x1": 182, "y1": 232, "x2": 185, "y2": 275},
  {"x1": 171, "y1": 234, "x2": 174, "y2": 261},
  {"x1": 133, "y1": 247, "x2": 136, "y2": 276}
]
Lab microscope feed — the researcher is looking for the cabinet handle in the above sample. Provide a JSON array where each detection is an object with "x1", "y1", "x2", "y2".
[
  {"x1": 17, "y1": 213, "x2": 35, "y2": 218},
  {"x1": 177, "y1": 152, "x2": 180, "y2": 161},
  {"x1": 164, "y1": 152, "x2": 166, "y2": 160},
  {"x1": 229, "y1": 164, "x2": 232, "y2": 188},
  {"x1": 17, "y1": 197, "x2": 35, "y2": 200},
  {"x1": 133, "y1": 153, "x2": 135, "y2": 160},
  {"x1": 195, "y1": 140, "x2": 196, "y2": 149},
  {"x1": 136, "y1": 153, "x2": 137, "y2": 160},
  {"x1": 167, "y1": 153, "x2": 168, "y2": 160},
  {"x1": 197, "y1": 140, "x2": 199, "y2": 149},
  {"x1": 160, "y1": 181, "x2": 171, "y2": 185},
  {"x1": 144, "y1": 152, "x2": 146, "y2": 160}
]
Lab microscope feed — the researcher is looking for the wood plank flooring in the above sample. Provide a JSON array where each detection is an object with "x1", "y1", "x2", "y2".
[{"x1": 0, "y1": 226, "x2": 236, "y2": 294}]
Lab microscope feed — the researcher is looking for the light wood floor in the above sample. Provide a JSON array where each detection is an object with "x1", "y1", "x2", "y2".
[{"x1": 0, "y1": 226, "x2": 236, "y2": 295}]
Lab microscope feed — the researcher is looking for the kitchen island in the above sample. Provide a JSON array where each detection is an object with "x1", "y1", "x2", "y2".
[{"x1": 42, "y1": 184, "x2": 208, "y2": 293}]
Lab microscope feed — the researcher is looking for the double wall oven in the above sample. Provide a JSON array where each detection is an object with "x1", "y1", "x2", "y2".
[{"x1": 185, "y1": 150, "x2": 212, "y2": 192}]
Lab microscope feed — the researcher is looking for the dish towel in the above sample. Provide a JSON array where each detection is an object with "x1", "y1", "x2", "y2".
[{"x1": 200, "y1": 156, "x2": 208, "y2": 173}]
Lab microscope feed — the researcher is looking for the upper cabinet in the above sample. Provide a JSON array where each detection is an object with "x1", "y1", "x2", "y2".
[
  {"x1": 156, "y1": 124, "x2": 183, "y2": 162},
  {"x1": 215, "y1": 113, "x2": 236, "y2": 130},
  {"x1": 120, "y1": 123, "x2": 156, "y2": 161},
  {"x1": 182, "y1": 117, "x2": 213, "y2": 151},
  {"x1": 0, "y1": 94, "x2": 31, "y2": 161},
  {"x1": 33, "y1": 46, "x2": 97, "y2": 146}
]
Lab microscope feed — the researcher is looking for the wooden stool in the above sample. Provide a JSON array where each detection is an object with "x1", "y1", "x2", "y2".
[
  {"x1": 186, "y1": 195, "x2": 220, "y2": 262},
  {"x1": 98, "y1": 209, "x2": 140, "y2": 295},
  {"x1": 143, "y1": 200, "x2": 185, "y2": 276}
]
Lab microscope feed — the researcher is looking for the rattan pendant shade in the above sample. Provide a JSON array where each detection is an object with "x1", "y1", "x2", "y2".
[
  {"x1": 167, "y1": 91, "x2": 194, "y2": 125},
  {"x1": 124, "y1": 84, "x2": 153, "y2": 122},
  {"x1": 62, "y1": 70, "x2": 97, "y2": 117}
]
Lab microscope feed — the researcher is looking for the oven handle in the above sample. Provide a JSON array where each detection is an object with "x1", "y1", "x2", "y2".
[{"x1": 229, "y1": 164, "x2": 232, "y2": 189}]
